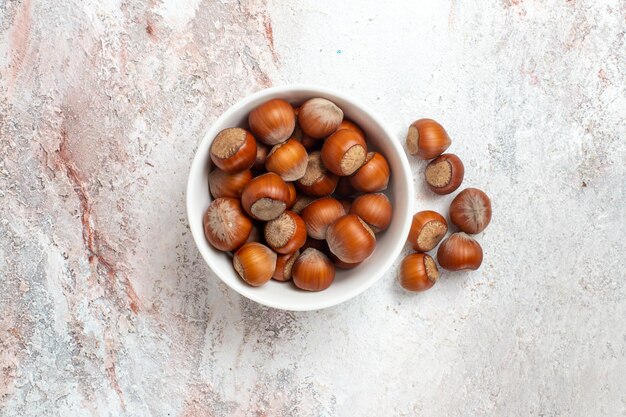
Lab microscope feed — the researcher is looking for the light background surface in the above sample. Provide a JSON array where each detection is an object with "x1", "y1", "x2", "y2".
[{"x1": 1, "y1": 0, "x2": 625, "y2": 415}]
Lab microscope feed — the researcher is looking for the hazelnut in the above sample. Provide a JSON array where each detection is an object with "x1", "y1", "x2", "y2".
[
  {"x1": 292, "y1": 248, "x2": 335, "y2": 291},
  {"x1": 285, "y1": 182, "x2": 297, "y2": 209},
  {"x1": 437, "y1": 232, "x2": 483, "y2": 271},
  {"x1": 210, "y1": 128, "x2": 257, "y2": 173},
  {"x1": 264, "y1": 211, "x2": 307, "y2": 254},
  {"x1": 449, "y1": 188, "x2": 492, "y2": 234},
  {"x1": 406, "y1": 118, "x2": 451, "y2": 160},
  {"x1": 241, "y1": 172, "x2": 291, "y2": 221},
  {"x1": 248, "y1": 98, "x2": 295, "y2": 145},
  {"x1": 327, "y1": 214, "x2": 376, "y2": 264},
  {"x1": 399, "y1": 253, "x2": 439, "y2": 292},
  {"x1": 298, "y1": 98, "x2": 343, "y2": 138},
  {"x1": 233, "y1": 242, "x2": 277, "y2": 286},
  {"x1": 425, "y1": 153, "x2": 464, "y2": 195},
  {"x1": 203, "y1": 197, "x2": 253, "y2": 252},
  {"x1": 253, "y1": 143, "x2": 270, "y2": 171},
  {"x1": 208, "y1": 168, "x2": 252, "y2": 199},
  {"x1": 349, "y1": 193, "x2": 392, "y2": 232},
  {"x1": 407, "y1": 211, "x2": 448, "y2": 252},
  {"x1": 300, "y1": 197, "x2": 346, "y2": 239},
  {"x1": 349, "y1": 152, "x2": 390, "y2": 193},
  {"x1": 296, "y1": 151, "x2": 339, "y2": 197},
  {"x1": 265, "y1": 138, "x2": 308, "y2": 181},
  {"x1": 273, "y1": 250, "x2": 300, "y2": 282},
  {"x1": 321, "y1": 129, "x2": 367, "y2": 176},
  {"x1": 291, "y1": 195, "x2": 315, "y2": 214},
  {"x1": 336, "y1": 119, "x2": 365, "y2": 139}
]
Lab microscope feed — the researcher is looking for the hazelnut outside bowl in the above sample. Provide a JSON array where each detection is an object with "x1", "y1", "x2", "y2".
[{"x1": 186, "y1": 85, "x2": 413, "y2": 311}]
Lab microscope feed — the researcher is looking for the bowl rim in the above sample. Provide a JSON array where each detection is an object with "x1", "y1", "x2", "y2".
[{"x1": 186, "y1": 84, "x2": 414, "y2": 311}]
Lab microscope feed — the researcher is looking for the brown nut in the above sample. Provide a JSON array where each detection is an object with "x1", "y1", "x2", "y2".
[
  {"x1": 264, "y1": 211, "x2": 307, "y2": 254},
  {"x1": 248, "y1": 98, "x2": 295, "y2": 145},
  {"x1": 406, "y1": 118, "x2": 451, "y2": 160},
  {"x1": 204, "y1": 197, "x2": 253, "y2": 252},
  {"x1": 273, "y1": 250, "x2": 300, "y2": 282},
  {"x1": 437, "y1": 232, "x2": 483, "y2": 271},
  {"x1": 300, "y1": 197, "x2": 346, "y2": 240},
  {"x1": 296, "y1": 151, "x2": 339, "y2": 197},
  {"x1": 286, "y1": 182, "x2": 297, "y2": 209},
  {"x1": 449, "y1": 188, "x2": 492, "y2": 234},
  {"x1": 291, "y1": 195, "x2": 315, "y2": 214},
  {"x1": 298, "y1": 98, "x2": 343, "y2": 139},
  {"x1": 349, "y1": 152, "x2": 390, "y2": 193},
  {"x1": 321, "y1": 129, "x2": 367, "y2": 176},
  {"x1": 253, "y1": 143, "x2": 270, "y2": 171},
  {"x1": 327, "y1": 214, "x2": 376, "y2": 264},
  {"x1": 233, "y1": 242, "x2": 277, "y2": 286},
  {"x1": 265, "y1": 138, "x2": 308, "y2": 181},
  {"x1": 399, "y1": 253, "x2": 439, "y2": 292},
  {"x1": 292, "y1": 248, "x2": 335, "y2": 291},
  {"x1": 425, "y1": 153, "x2": 464, "y2": 195},
  {"x1": 336, "y1": 119, "x2": 365, "y2": 139},
  {"x1": 210, "y1": 128, "x2": 257, "y2": 173},
  {"x1": 241, "y1": 172, "x2": 291, "y2": 221},
  {"x1": 349, "y1": 193, "x2": 392, "y2": 233},
  {"x1": 407, "y1": 210, "x2": 448, "y2": 252},
  {"x1": 208, "y1": 168, "x2": 253, "y2": 199}
]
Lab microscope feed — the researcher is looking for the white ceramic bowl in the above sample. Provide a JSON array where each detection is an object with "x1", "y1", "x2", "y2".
[{"x1": 187, "y1": 85, "x2": 413, "y2": 311}]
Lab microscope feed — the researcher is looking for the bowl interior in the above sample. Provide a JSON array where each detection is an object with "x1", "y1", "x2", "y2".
[{"x1": 187, "y1": 86, "x2": 413, "y2": 311}]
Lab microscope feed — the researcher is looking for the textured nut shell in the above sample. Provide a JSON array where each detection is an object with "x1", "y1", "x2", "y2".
[
  {"x1": 437, "y1": 233, "x2": 483, "y2": 271},
  {"x1": 298, "y1": 98, "x2": 343, "y2": 139},
  {"x1": 336, "y1": 119, "x2": 365, "y2": 139},
  {"x1": 273, "y1": 250, "x2": 300, "y2": 281},
  {"x1": 210, "y1": 128, "x2": 257, "y2": 173},
  {"x1": 203, "y1": 198, "x2": 253, "y2": 252},
  {"x1": 321, "y1": 129, "x2": 367, "y2": 176},
  {"x1": 425, "y1": 153, "x2": 464, "y2": 195},
  {"x1": 248, "y1": 99, "x2": 296, "y2": 145},
  {"x1": 326, "y1": 214, "x2": 376, "y2": 264},
  {"x1": 241, "y1": 172, "x2": 290, "y2": 221},
  {"x1": 349, "y1": 193, "x2": 392, "y2": 232},
  {"x1": 296, "y1": 152, "x2": 338, "y2": 196},
  {"x1": 233, "y1": 242, "x2": 277, "y2": 286},
  {"x1": 285, "y1": 182, "x2": 297, "y2": 209},
  {"x1": 208, "y1": 169, "x2": 253, "y2": 199},
  {"x1": 407, "y1": 210, "x2": 448, "y2": 252},
  {"x1": 253, "y1": 143, "x2": 270, "y2": 170},
  {"x1": 264, "y1": 211, "x2": 307, "y2": 254},
  {"x1": 265, "y1": 138, "x2": 308, "y2": 181},
  {"x1": 300, "y1": 197, "x2": 346, "y2": 239},
  {"x1": 291, "y1": 195, "x2": 315, "y2": 214},
  {"x1": 399, "y1": 253, "x2": 439, "y2": 292},
  {"x1": 449, "y1": 188, "x2": 492, "y2": 234},
  {"x1": 349, "y1": 152, "x2": 390, "y2": 193},
  {"x1": 292, "y1": 248, "x2": 335, "y2": 291},
  {"x1": 406, "y1": 119, "x2": 451, "y2": 160}
]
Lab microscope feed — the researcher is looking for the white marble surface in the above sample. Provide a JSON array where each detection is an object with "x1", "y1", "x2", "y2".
[{"x1": 1, "y1": 0, "x2": 625, "y2": 416}]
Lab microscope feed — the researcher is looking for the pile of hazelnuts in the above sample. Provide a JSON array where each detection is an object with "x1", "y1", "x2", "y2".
[
  {"x1": 399, "y1": 119, "x2": 492, "y2": 292},
  {"x1": 203, "y1": 98, "x2": 392, "y2": 291}
]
